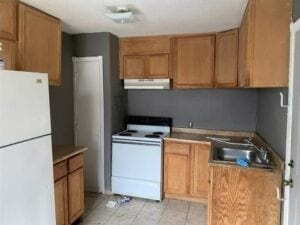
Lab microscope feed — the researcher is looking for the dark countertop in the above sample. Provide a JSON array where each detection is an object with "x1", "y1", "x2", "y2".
[
  {"x1": 164, "y1": 131, "x2": 251, "y2": 144},
  {"x1": 53, "y1": 145, "x2": 87, "y2": 164},
  {"x1": 164, "y1": 129, "x2": 284, "y2": 172}
]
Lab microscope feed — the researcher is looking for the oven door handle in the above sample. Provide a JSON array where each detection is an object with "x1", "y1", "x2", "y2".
[{"x1": 112, "y1": 140, "x2": 161, "y2": 147}]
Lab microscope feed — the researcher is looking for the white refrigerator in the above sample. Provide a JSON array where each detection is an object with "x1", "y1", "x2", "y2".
[{"x1": 0, "y1": 71, "x2": 56, "y2": 225}]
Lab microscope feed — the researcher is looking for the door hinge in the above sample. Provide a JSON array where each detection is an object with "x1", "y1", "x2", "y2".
[
  {"x1": 283, "y1": 179, "x2": 294, "y2": 188},
  {"x1": 288, "y1": 159, "x2": 294, "y2": 168}
]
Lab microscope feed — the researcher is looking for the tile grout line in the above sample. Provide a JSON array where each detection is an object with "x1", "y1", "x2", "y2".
[
  {"x1": 129, "y1": 199, "x2": 147, "y2": 225},
  {"x1": 83, "y1": 196, "x2": 206, "y2": 225},
  {"x1": 157, "y1": 199, "x2": 169, "y2": 224},
  {"x1": 184, "y1": 202, "x2": 191, "y2": 225},
  {"x1": 82, "y1": 195, "x2": 104, "y2": 222}
]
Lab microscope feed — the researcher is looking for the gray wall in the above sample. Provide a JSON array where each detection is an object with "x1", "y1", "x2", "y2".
[
  {"x1": 109, "y1": 35, "x2": 127, "y2": 135},
  {"x1": 128, "y1": 89, "x2": 258, "y2": 132},
  {"x1": 73, "y1": 33, "x2": 126, "y2": 190},
  {"x1": 256, "y1": 89, "x2": 288, "y2": 159},
  {"x1": 49, "y1": 32, "x2": 75, "y2": 145},
  {"x1": 293, "y1": 0, "x2": 300, "y2": 21}
]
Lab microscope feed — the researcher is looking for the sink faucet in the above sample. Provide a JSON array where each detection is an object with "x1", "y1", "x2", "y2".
[{"x1": 244, "y1": 139, "x2": 269, "y2": 163}]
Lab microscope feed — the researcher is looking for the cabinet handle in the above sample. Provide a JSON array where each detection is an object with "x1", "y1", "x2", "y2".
[{"x1": 276, "y1": 187, "x2": 284, "y2": 201}]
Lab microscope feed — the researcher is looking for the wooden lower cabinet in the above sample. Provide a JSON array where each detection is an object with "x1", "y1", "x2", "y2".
[
  {"x1": 208, "y1": 166, "x2": 282, "y2": 225},
  {"x1": 68, "y1": 168, "x2": 84, "y2": 224},
  {"x1": 55, "y1": 177, "x2": 69, "y2": 225},
  {"x1": 164, "y1": 145, "x2": 190, "y2": 195},
  {"x1": 190, "y1": 144, "x2": 210, "y2": 198},
  {"x1": 164, "y1": 140, "x2": 210, "y2": 202},
  {"x1": 54, "y1": 153, "x2": 84, "y2": 225}
]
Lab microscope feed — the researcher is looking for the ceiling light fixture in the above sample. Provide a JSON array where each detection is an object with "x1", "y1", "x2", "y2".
[{"x1": 105, "y1": 6, "x2": 136, "y2": 24}]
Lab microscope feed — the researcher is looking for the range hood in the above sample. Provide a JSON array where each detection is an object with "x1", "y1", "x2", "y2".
[{"x1": 124, "y1": 79, "x2": 170, "y2": 89}]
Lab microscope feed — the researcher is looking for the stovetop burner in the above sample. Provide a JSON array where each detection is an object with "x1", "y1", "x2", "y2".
[
  {"x1": 119, "y1": 132, "x2": 132, "y2": 136},
  {"x1": 126, "y1": 130, "x2": 137, "y2": 133},
  {"x1": 152, "y1": 132, "x2": 164, "y2": 135},
  {"x1": 145, "y1": 134, "x2": 160, "y2": 138}
]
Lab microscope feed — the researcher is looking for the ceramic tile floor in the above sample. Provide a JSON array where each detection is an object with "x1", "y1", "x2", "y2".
[{"x1": 79, "y1": 193, "x2": 207, "y2": 225}]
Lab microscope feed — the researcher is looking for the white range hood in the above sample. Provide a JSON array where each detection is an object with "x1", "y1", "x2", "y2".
[{"x1": 124, "y1": 79, "x2": 170, "y2": 89}]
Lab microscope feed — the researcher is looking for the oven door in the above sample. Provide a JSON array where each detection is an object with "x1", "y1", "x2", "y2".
[{"x1": 112, "y1": 140, "x2": 162, "y2": 182}]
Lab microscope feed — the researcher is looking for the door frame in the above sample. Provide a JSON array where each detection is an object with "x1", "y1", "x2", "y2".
[
  {"x1": 72, "y1": 56, "x2": 105, "y2": 193},
  {"x1": 283, "y1": 19, "x2": 300, "y2": 225}
]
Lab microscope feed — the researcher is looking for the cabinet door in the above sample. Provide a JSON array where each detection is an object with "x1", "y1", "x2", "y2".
[
  {"x1": 190, "y1": 143, "x2": 210, "y2": 199},
  {"x1": 123, "y1": 55, "x2": 146, "y2": 79},
  {"x1": 54, "y1": 177, "x2": 69, "y2": 225},
  {"x1": 251, "y1": 0, "x2": 290, "y2": 87},
  {"x1": 0, "y1": 0, "x2": 17, "y2": 41},
  {"x1": 209, "y1": 167, "x2": 282, "y2": 225},
  {"x1": 238, "y1": 2, "x2": 254, "y2": 87},
  {"x1": 68, "y1": 168, "x2": 84, "y2": 224},
  {"x1": 0, "y1": 42, "x2": 17, "y2": 70},
  {"x1": 215, "y1": 29, "x2": 238, "y2": 87},
  {"x1": 174, "y1": 35, "x2": 215, "y2": 88},
  {"x1": 147, "y1": 54, "x2": 169, "y2": 78},
  {"x1": 164, "y1": 142, "x2": 190, "y2": 195},
  {"x1": 18, "y1": 3, "x2": 61, "y2": 86},
  {"x1": 119, "y1": 36, "x2": 171, "y2": 79}
]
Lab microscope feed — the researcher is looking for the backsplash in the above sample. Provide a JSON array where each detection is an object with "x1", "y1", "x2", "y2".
[{"x1": 127, "y1": 89, "x2": 258, "y2": 132}]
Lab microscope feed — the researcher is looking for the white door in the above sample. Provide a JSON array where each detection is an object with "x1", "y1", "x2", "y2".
[
  {"x1": 73, "y1": 56, "x2": 105, "y2": 193},
  {"x1": 0, "y1": 135, "x2": 55, "y2": 225},
  {"x1": 283, "y1": 20, "x2": 300, "y2": 225}
]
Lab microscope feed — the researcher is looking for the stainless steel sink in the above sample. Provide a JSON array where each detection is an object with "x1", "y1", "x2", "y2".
[{"x1": 212, "y1": 146, "x2": 273, "y2": 168}]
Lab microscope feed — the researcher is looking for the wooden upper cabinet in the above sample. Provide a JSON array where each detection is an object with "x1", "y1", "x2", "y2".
[
  {"x1": 238, "y1": 3, "x2": 253, "y2": 87},
  {"x1": 120, "y1": 36, "x2": 171, "y2": 79},
  {"x1": 121, "y1": 36, "x2": 170, "y2": 55},
  {"x1": 173, "y1": 35, "x2": 215, "y2": 88},
  {"x1": 0, "y1": 42, "x2": 17, "y2": 70},
  {"x1": 0, "y1": 0, "x2": 17, "y2": 41},
  {"x1": 238, "y1": 0, "x2": 291, "y2": 87},
  {"x1": 18, "y1": 3, "x2": 61, "y2": 86},
  {"x1": 215, "y1": 29, "x2": 238, "y2": 88},
  {"x1": 190, "y1": 143, "x2": 210, "y2": 198},
  {"x1": 148, "y1": 54, "x2": 169, "y2": 78},
  {"x1": 123, "y1": 55, "x2": 146, "y2": 78}
]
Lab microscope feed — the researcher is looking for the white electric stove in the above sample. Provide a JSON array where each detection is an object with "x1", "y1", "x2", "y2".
[{"x1": 111, "y1": 116, "x2": 172, "y2": 201}]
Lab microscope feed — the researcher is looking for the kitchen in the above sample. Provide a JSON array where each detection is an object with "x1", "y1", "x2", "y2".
[{"x1": 0, "y1": 0, "x2": 299, "y2": 225}]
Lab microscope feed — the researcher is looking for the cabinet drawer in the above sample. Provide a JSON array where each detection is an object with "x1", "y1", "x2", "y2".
[
  {"x1": 164, "y1": 142, "x2": 190, "y2": 155},
  {"x1": 54, "y1": 161, "x2": 68, "y2": 181},
  {"x1": 68, "y1": 154, "x2": 84, "y2": 173}
]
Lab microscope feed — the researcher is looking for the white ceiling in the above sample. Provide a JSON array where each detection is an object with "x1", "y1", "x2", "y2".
[{"x1": 21, "y1": 0, "x2": 248, "y2": 37}]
